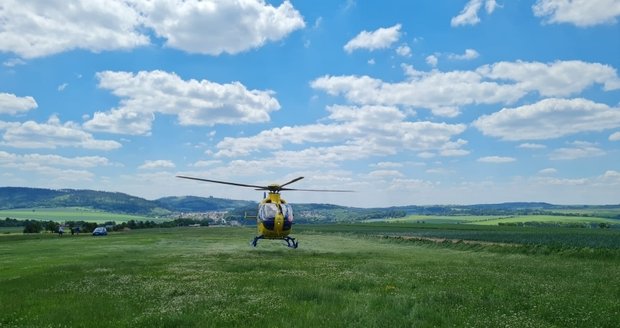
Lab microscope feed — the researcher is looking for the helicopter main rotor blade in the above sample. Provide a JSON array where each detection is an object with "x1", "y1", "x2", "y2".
[
  {"x1": 279, "y1": 176, "x2": 304, "y2": 188},
  {"x1": 176, "y1": 175, "x2": 265, "y2": 189},
  {"x1": 280, "y1": 187, "x2": 354, "y2": 192}
]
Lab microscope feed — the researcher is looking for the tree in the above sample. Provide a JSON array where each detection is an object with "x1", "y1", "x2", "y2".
[
  {"x1": 45, "y1": 221, "x2": 59, "y2": 232},
  {"x1": 23, "y1": 220, "x2": 42, "y2": 233}
]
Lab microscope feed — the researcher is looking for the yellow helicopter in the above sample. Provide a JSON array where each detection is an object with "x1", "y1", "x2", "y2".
[{"x1": 176, "y1": 175, "x2": 352, "y2": 248}]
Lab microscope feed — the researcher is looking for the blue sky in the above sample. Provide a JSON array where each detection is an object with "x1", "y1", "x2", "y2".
[{"x1": 1, "y1": 0, "x2": 619, "y2": 207}]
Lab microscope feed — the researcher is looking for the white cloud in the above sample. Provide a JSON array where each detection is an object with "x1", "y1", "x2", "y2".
[
  {"x1": 532, "y1": 176, "x2": 589, "y2": 186},
  {"x1": 181, "y1": 159, "x2": 273, "y2": 178},
  {"x1": 214, "y1": 105, "x2": 467, "y2": 167},
  {"x1": 533, "y1": 0, "x2": 620, "y2": 27},
  {"x1": 0, "y1": 0, "x2": 148, "y2": 59},
  {"x1": 538, "y1": 168, "x2": 557, "y2": 175},
  {"x1": 0, "y1": 93, "x2": 38, "y2": 115},
  {"x1": 601, "y1": 170, "x2": 620, "y2": 184},
  {"x1": 189, "y1": 160, "x2": 222, "y2": 168},
  {"x1": 313, "y1": 60, "x2": 619, "y2": 119},
  {"x1": 387, "y1": 178, "x2": 435, "y2": 191},
  {"x1": 448, "y1": 49, "x2": 479, "y2": 60},
  {"x1": 425, "y1": 55, "x2": 438, "y2": 67},
  {"x1": 440, "y1": 149, "x2": 470, "y2": 157},
  {"x1": 57, "y1": 83, "x2": 68, "y2": 92},
  {"x1": 477, "y1": 60, "x2": 620, "y2": 96},
  {"x1": 485, "y1": 0, "x2": 499, "y2": 13},
  {"x1": 549, "y1": 141, "x2": 606, "y2": 160},
  {"x1": 343, "y1": 0, "x2": 357, "y2": 11},
  {"x1": 473, "y1": 98, "x2": 620, "y2": 141},
  {"x1": 440, "y1": 139, "x2": 470, "y2": 157},
  {"x1": 0, "y1": 151, "x2": 111, "y2": 168},
  {"x1": 136, "y1": 0, "x2": 305, "y2": 55},
  {"x1": 0, "y1": 150, "x2": 112, "y2": 183},
  {"x1": 518, "y1": 143, "x2": 547, "y2": 149},
  {"x1": 418, "y1": 152, "x2": 435, "y2": 159},
  {"x1": 344, "y1": 24, "x2": 402, "y2": 53},
  {"x1": 372, "y1": 162, "x2": 404, "y2": 169},
  {"x1": 609, "y1": 131, "x2": 620, "y2": 141},
  {"x1": 2, "y1": 58, "x2": 26, "y2": 67},
  {"x1": 0, "y1": 115, "x2": 121, "y2": 150},
  {"x1": 477, "y1": 156, "x2": 516, "y2": 163},
  {"x1": 0, "y1": 0, "x2": 304, "y2": 59},
  {"x1": 396, "y1": 44, "x2": 412, "y2": 57},
  {"x1": 139, "y1": 160, "x2": 176, "y2": 170},
  {"x1": 531, "y1": 170, "x2": 620, "y2": 187},
  {"x1": 426, "y1": 167, "x2": 454, "y2": 175},
  {"x1": 451, "y1": 0, "x2": 499, "y2": 27},
  {"x1": 313, "y1": 17, "x2": 323, "y2": 29},
  {"x1": 368, "y1": 170, "x2": 404, "y2": 178},
  {"x1": 83, "y1": 70, "x2": 280, "y2": 135}
]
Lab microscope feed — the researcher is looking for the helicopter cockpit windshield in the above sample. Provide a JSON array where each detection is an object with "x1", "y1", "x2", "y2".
[
  {"x1": 258, "y1": 203, "x2": 293, "y2": 230},
  {"x1": 259, "y1": 203, "x2": 278, "y2": 221}
]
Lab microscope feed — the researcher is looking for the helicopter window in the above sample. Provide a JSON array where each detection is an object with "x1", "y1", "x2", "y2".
[
  {"x1": 282, "y1": 204, "x2": 293, "y2": 221},
  {"x1": 259, "y1": 203, "x2": 278, "y2": 220}
]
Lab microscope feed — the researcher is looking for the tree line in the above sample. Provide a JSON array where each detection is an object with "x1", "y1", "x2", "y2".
[{"x1": 2, "y1": 217, "x2": 208, "y2": 233}]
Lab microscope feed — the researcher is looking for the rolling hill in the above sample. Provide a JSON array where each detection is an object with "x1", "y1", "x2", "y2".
[
  {"x1": 0, "y1": 187, "x2": 255, "y2": 216},
  {"x1": 1, "y1": 187, "x2": 619, "y2": 223}
]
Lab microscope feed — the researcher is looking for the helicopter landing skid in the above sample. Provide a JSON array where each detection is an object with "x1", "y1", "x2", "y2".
[
  {"x1": 250, "y1": 235, "x2": 298, "y2": 249},
  {"x1": 284, "y1": 236, "x2": 299, "y2": 249},
  {"x1": 251, "y1": 235, "x2": 264, "y2": 247}
]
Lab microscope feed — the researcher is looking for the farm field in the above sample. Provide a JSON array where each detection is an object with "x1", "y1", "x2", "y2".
[
  {"x1": 552, "y1": 208, "x2": 620, "y2": 218},
  {"x1": 366, "y1": 215, "x2": 506, "y2": 224},
  {"x1": 469, "y1": 215, "x2": 620, "y2": 226},
  {"x1": 370, "y1": 214, "x2": 620, "y2": 226},
  {"x1": 1, "y1": 224, "x2": 619, "y2": 327},
  {"x1": 0, "y1": 207, "x2": 163, "y2": 224}
]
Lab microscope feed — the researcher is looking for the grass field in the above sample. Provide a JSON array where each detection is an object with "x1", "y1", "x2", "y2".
[
  {"x1": 1, "y1": 224, "x2": 619, "y2": 327},
  {"x1": 0, "y1": 207, "x2": 163, "y2": 224},
  {"x1": 0, "y1": 227, "x2": 22, "y2": 234}
]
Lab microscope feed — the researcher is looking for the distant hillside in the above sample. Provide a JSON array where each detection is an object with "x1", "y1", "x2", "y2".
[
  {"x1": 389, "y1": 202, "x2": 556, "y2": 216},
  {"x1": 0, "y1": 187, "x2": 169, "y2": 216},
  {"x1": 155, "y1": 196, "x2": 255, "y2": 212},
  {"x1": 0, "y1": 187, "x2": 254, "y2": 217},
  {"x1": 1, "y1": 187, "x2": 618, "y2": 221}
]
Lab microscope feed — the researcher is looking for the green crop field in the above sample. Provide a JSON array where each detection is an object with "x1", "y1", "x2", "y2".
[
  {"x1": 369, "y1": 214, "x2": 620, "y2": 226},
  {"x1": 0, "y1": 207, "x2": 164, "y2": 224},
  {"x1": 366, "y1": 215, "x2": 505, "y2": 224},
  {"x1": 469, "y1": 215, "x2": 620, "y2": 226},
  {"x1": 552, "y1": 208, "x2": 620, "y2": 218},
  {"x1": 1, "y1": 225, "x2": 619, "y2": 327}
]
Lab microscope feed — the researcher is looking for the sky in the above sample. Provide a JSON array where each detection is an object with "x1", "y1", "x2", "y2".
[{"x1": 1, "y1": 0, "x2": 620, "y2": 207}]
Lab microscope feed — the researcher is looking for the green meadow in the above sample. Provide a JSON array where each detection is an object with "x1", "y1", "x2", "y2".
[
  {"x1": 1, "y1": 224, "x2": 619, "y2": 327},
  {"x1": 0, "y1": 207, "x2": 162, "y2": 224},
  {"x1": 0, "y1": 227, "x2": 22, "y2": 234}
]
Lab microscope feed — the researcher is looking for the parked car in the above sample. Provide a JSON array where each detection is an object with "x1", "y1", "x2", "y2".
[{"x1": 92, "y1": 227, "x2": 108, "y2": 236}]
